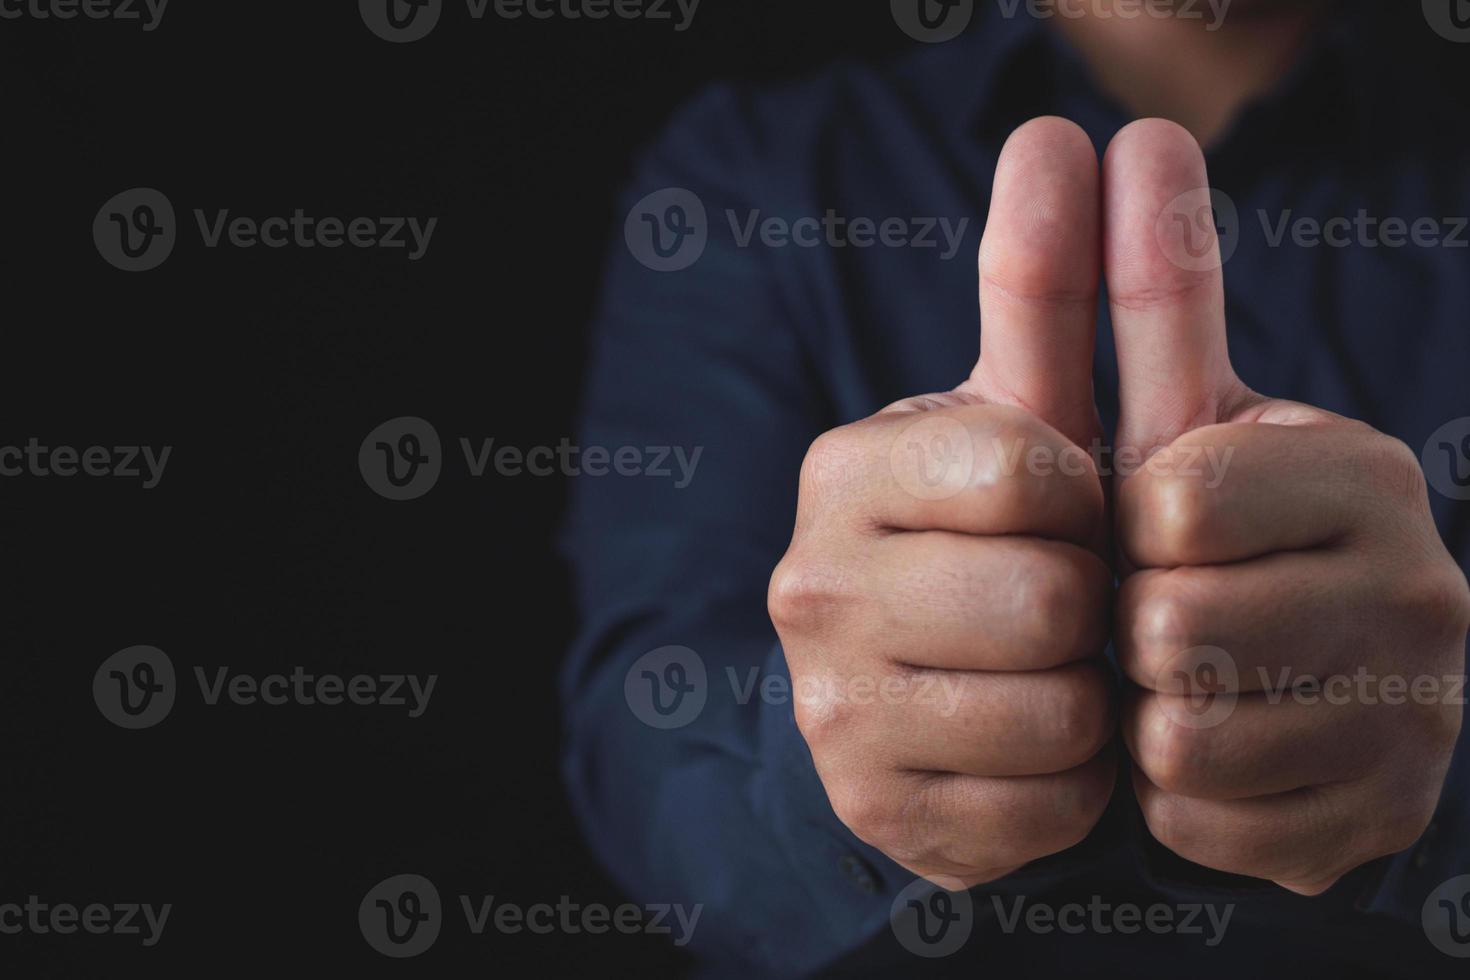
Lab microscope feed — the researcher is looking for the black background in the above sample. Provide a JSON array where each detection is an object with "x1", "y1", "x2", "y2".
[{"x1": 0, "y1": 1, "x2": 923, "y2": 975}]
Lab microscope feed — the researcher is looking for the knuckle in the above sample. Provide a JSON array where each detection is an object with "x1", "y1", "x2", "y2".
[
  {"x1": 1138, "y1": 790, "x2": 1198, "y2": 858},
  {"x1": 981, "y1": 425, "x2": 1049, "y2": 510},
  {"x1": 1125, "y1": 580, "x2": 1203, "y2": 685},
  {"x1": 791, "y1": 671, "x2": 858, "y2": 751},
  {"x1": 1273, "y1": 800, "x2": 1350, "y2": 885},
  {"x1": 830, "y1": 779, "x2": 925, "y2": 864},
  {"x1": 798, "y1": 427, "x2": 862, "y2": 501},
  {"x1": 1024, "y1": 777, "x2": 1111, "y2": 861},
  {"x1": 1142, "y1": 471, "x2": 1216, "y2": 563},
  {"x1": 1427, "y1": 699, "x2": 1466, "y2": 754},
  {"x1": 827, "y1": 779, "x2": 890, "y2": 846},
  {"x1": 1015, "y1": 552, "x2": 1107, "y2": 662},
  {"x1": 1036, "y1": 666, "x2": 1112, "y2": 765},
  {"x1": 1137, "y1": 708, "x2": 1212, "y2": 797},
  {"x1": 1415, "y1": 565, "x2": 1470, "y2": 638},
  {"x1": 1374, "y1": 788, "x2": 1439, "y2": 857},
  {"x1": 1365, "y1": 433, "x2": 1429, "y2": 503},
  {"x1": 767, "y1": 555, "x2": 848, "y2": 634}
]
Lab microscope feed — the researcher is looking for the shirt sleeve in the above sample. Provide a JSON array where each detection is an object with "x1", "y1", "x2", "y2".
[
  {"x1": 556, "y1": 84, "x2": 1125, "y2": 975},
  {"x1": 555, "y1": 84, "x2": 904, "y2": 975}
]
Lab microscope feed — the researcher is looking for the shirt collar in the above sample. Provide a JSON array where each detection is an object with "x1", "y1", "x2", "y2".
[{"x1": 934, "y1": 0, "x2": 1388, "y2": 159}]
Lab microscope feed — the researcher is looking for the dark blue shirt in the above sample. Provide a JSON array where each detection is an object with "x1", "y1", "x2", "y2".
[{"x1": 560, "y1": 3, "x2": 1470, "y2": 975}]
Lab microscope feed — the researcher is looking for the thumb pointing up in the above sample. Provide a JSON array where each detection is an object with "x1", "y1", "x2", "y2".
[
  {"x1": 966, "y1": 117, "x2": 1104, "y2": 453},
  {"x1": 1101, "y1": 119, "x2": 1253, "y2": 460}
]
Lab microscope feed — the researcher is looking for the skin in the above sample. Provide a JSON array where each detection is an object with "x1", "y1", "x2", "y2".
[
  {"x1": 1054, "y1": 0, "x2": 1328, "y2": 145},
  {"x1": 768, "y1": 116, "x2": 1470, "y2": 894}
]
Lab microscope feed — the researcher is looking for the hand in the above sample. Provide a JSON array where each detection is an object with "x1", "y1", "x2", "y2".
[
  {"x1": 769, "y1": 118, "x2": 1117, "y2": 888},
  {"x1": 1103, "y1": 119, "x2": 1470, "y2": 895}
]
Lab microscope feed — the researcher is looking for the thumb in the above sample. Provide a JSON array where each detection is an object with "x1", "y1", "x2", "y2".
[
  {"x1": 1102, "y1": 118, "x2": 1245, "y2": 459},
  {"x1": 967, "y1": 116, "x2": 1103, "y2": 451}
]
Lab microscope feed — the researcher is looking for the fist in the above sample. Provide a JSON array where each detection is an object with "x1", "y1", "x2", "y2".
[
  {"x1": 1101, "y1": 119, "x2": 1470, "y2": 895},
  {"x1": 769, "y1": 119, "x2": 1119, "y2": 888}
]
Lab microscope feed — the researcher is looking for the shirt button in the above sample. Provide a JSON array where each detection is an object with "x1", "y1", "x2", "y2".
[{"x1": 839, "y1": 854, "x2": 879, "y2": 894}]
